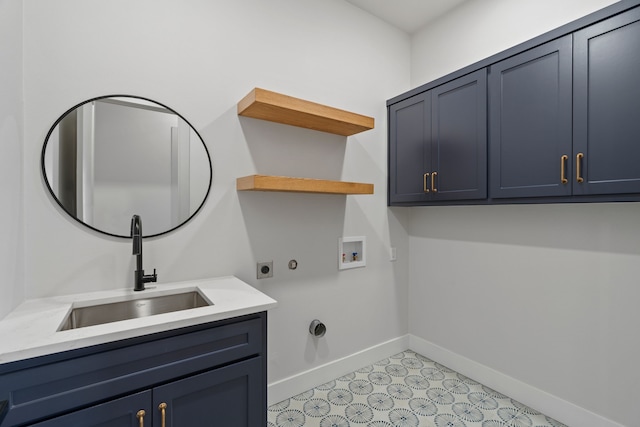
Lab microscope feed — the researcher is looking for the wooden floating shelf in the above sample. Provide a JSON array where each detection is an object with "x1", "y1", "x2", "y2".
[
  {"x1": 237, "y1": 88, "x2": 374, "y2": 136},
  {"x1": 237, "y1": 175, "x2": 374, "y2": 195}
]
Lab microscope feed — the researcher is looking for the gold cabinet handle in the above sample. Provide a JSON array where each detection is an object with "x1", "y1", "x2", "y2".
[
  {"x1": 423, "y1": 173, "x2": 430, "y2": 193},
  {"x1": 136, "y1": 410, "x2": 146, "y2": 427},
  {"x1": 431, "y1": 171, "x2": 438, "y2": 193},
  {"x1": 158, "y1": 403, "x2": 167, "y2": 427},
  {"x1": 576, "y1": 153, "x2": 584, "y2": 183},
  {"x1": 560, "y1": 155, "x2": 568, "y2": 184}
]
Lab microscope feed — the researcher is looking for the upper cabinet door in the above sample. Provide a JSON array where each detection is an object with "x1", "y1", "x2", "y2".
[
  {"x1": 431, "y1": 69, "x2": 487, "y2": 201},
  {"x1": 574, "y1": 7, "x2": 640, "y2": 196},
  {"x1": 489, "y1": 35, "x2": 573, "y2": 199},
  {"x1": 388, "y1": 91, "x2": 432, "y2": 204}
]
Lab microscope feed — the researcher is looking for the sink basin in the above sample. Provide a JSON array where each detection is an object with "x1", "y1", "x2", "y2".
[{"x1": 58, "y1": 291, "x2": 211, "y2": 331}]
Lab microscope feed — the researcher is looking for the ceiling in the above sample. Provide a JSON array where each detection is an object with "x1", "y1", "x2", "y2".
[{"x1": 344, "y1": 0, "x2": 469, "y2": 34}]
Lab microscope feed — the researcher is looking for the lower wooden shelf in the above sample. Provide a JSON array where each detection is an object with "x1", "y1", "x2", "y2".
[{"x1": 237, "y1": 175, "x2": 374, "y2": 195}]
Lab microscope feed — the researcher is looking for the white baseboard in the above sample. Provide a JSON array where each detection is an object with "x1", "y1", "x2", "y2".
[
  {"x1": 409, "y1": 335, "x2": 624, "y2": 427},
  {"x1": 267, "y1": 335, "x2": 410, "y2": 406}
]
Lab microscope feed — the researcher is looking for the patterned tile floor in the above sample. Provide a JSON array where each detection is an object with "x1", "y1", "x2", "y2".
[{"x1": 268, "y1": 350, "x2": 567, "y2": 427}]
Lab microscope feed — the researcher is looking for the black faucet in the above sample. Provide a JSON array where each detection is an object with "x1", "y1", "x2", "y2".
[{"x1": 131, "y1": 214, "x2": 157, "y2": 291}]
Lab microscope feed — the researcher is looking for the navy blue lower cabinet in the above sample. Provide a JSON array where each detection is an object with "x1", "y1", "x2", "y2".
[
  {"x1": 153, "y1": 357, "x2": 263, "y2": 427},
  {"x1": 0, "y1": 401, "x2": 6, "y2": 426},
  {"x1": 573, "y1": 6, "x2": 640, "y2": 196},
  {"x1": 30, "y1": 391, "x2": 152, "y2": 427},
  {"x1": 31, "y1": 358, "x2": 264, "y2": 427},
  {"x1": 0, "y1": 313, "x2": 267, "y2": 427},
  {"x1": 489, "y1": 35, "x2": 573, "y2": 199}
]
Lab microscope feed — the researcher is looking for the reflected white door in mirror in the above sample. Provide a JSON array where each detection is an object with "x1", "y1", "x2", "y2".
[{"x1": 41, "y1": 95, "x2": 212, "y2": 238}]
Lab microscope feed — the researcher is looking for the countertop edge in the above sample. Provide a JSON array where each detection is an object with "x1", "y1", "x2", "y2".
[{"x1": 0, "y1": 276, "x2": 277, "y2": 365}]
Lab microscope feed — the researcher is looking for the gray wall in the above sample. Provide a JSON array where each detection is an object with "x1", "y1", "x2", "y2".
[
  {"x1": 20, "y1": 0, "x2": 411, "y2": 394},
  {"x1": 6, "y1": 0, "x2": 636, "y2": 424},
  {"x1": 409, "y1": 1, "x2": 638, "y2": 426},
  {"x1": 0, "y1": 0, "x2": 24, "y2": 319}
]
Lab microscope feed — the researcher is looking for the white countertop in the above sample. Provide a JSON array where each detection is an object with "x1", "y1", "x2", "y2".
[{"x1": 0, "y1": 276, "x2": 277, "y2": 365}]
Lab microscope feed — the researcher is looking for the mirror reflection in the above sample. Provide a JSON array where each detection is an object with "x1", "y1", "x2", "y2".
[{"x1": 42, "y1": 96, "x2": 212, "y2": 238}]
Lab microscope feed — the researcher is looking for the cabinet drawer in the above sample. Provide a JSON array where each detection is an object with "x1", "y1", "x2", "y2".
[
  {"x1": 0, "y1": 316, "x2": 263, "y2": 426},
  {"x1": 29, "y1": 390, "x2": 151, "y2": 427}
]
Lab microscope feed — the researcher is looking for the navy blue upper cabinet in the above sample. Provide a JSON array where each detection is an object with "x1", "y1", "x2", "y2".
[
  {"x1": 489, "y1": 36, "x2": 573, "y2": 199},
  {"x1": 573, "y1": 7, "x2": 640, "y2": 196},
  {"x1": 388, "y1": 91, "x2": 431, "y2": 203},
  {"x1": 432, "y1": 69, "x2": 487, "y2": 201},
  {"x1": 389, "y1": 69, "x2": 487, "y2": 205},
  {"x1": 389, "y1": 2, "x2": 640, "y2": 206}
]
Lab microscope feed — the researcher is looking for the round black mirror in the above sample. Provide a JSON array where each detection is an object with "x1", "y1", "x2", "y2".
[{"x1": 41, "y1": 95, "x2": 212, "y2": 238}]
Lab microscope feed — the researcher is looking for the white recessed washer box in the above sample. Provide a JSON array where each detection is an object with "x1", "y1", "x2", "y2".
[{"x1": 339, "y1": 236, "x2": 366, "y2": 270}]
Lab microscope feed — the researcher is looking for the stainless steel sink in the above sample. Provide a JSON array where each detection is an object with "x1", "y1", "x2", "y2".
[{"x1": 58, "y1": 291, "x2": 211, "y2": 331}]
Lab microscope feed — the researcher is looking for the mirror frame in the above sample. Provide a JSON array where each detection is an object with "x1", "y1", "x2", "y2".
[{"x1": 41, "y1": 94, "x2": 213, "y2": 239}]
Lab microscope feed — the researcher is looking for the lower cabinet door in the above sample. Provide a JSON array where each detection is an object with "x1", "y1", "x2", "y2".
[
  {"x1": 152, "y1": 357, "x2": 264, "y2": 427},
  {"x1": 30, "y1": 390, "x2": 151, "y2": 427}
]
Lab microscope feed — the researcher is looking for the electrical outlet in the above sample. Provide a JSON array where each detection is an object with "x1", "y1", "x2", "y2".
[{"x1": 257, "y1": 261, "x2": 273, "y2": 279}]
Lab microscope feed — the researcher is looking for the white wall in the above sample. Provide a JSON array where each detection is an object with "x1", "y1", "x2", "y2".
[
  {"x1": 409, "y1": 1, "x2": 639, "y2": 426},
  {"x1": 21, "y1": 0, "x2": 411, "y2": 391},
  {"x1": 411, "y1": 0, "x2": 620, "y2": 87},
  {"x1": 0, "y1": 0, "x2": 24, "y2": 319},
  {"x1": 15, "y1": 0, "x2": 636, "y2": 423}
]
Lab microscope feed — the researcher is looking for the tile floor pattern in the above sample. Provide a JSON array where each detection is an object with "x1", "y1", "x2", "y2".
[{"x1": 267, "y1": 350, "x2": 567, "y2": 427}]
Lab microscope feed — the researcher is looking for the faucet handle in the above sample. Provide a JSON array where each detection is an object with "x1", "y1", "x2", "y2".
[{"x1": 141, "y1": 268, "x2": 158, "y2": 285}]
